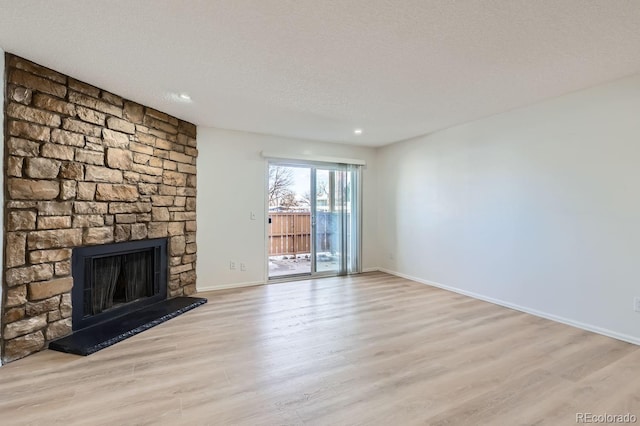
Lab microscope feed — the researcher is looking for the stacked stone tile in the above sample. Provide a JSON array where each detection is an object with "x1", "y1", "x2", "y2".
[{"x1": 2, "y1": 54, "x2": 198, "y2": 362}]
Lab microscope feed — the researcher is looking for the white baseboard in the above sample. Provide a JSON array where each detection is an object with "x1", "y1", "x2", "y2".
[
  {"x1": 379, "y1": 268, "x2": 640, "y2": 346},
  {"x1": 198, "y1": 268, "x2": 383, "y2": 293},
  {"x1": 197, "y1": 280, "x2": 266, "y2": 293}
]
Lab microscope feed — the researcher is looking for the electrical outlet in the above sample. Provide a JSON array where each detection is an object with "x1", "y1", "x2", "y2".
[
  {"x1": 250, "y1": 212, "x2": 256, "y2": 220},
  {"x1": 634, "y1": 297, "x2": 640, "y2": 313},
  {"x1": 230, "y1": 261, "x2": 236, "y2": 270},
  {"x1": 240, "y1": 263, "x2": 246, "y2": 271}
]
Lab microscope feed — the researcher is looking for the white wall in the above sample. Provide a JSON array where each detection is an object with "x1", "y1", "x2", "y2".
[
  {"x1": 196, "y1": 128, "x2": 378, "y2": 290},
  {"x1": 378, "y1": 73, "x2": 640, "y2": 344}
]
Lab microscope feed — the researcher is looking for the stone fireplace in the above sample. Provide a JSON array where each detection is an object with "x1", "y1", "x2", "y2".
[{"x1": 2, "y1": 54, "x2": 198, "y2": 363}]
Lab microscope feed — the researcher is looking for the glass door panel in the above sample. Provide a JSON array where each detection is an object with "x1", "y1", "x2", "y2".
[
  {"x1": 267, "y1": 165, "x2": 312, "y2": 278},
  {"x1": 314, "y1": 168, "x2": 343, "y2": 274}
]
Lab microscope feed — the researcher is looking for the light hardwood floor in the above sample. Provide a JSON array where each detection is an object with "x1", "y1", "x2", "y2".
[{"x1": 0, "y1": 272, "x2": 638, "y2": 425}]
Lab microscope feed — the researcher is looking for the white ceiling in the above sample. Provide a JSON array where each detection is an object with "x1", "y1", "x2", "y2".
[{"x1": 1, "y1": 1, "x2": 640, "y2": 147}]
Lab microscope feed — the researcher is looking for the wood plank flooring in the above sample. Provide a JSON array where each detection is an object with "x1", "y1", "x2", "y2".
[{"x1": 0, "y1": 272, "x2": 638, "y2": 425}]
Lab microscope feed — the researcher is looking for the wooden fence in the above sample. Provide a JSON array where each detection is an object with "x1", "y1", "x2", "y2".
[
  {"x1": 268, "y1": 212, "x2": 341, "y2": 256},
  {"x1": 268, "y1": 212, "x2": 312, "y2": 256}
]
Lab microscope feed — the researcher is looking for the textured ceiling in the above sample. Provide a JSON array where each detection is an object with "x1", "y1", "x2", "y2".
[{"x1": 1, "y1": 0, "x2": 640, "y2": 146}]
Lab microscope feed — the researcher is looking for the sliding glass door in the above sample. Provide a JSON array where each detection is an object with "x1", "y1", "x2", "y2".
[{"x1": 268, "y1": 161, "x2": 361, "y2": 279}]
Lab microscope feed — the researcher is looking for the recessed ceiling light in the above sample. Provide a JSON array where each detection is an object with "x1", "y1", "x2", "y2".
[
  {"x1": 354, "y1": 129, "x2": 363, "y2": 135},
  {"x1": 166, "y1": 92, "x2": 192, "y2": 103}
]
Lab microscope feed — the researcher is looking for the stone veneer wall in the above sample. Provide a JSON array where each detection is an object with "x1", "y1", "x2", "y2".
[{"x1": 2, "y1": 54, "x2": 198, "y2": 363}]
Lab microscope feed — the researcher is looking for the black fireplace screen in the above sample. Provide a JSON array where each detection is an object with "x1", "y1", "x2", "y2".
[
  {"x1": 72, "y1": 238, "x2": 167, "y2": 331},
  {"x1": 89, "y1": 250, "x2": 153, "y2": 315}
]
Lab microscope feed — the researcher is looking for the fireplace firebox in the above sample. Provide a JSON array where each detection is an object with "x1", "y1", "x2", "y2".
[{"x1": 72, "y1": 238, "x2": 168, "y2": 331}]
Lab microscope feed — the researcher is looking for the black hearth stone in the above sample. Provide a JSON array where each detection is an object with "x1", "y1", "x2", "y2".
[{"x1": 49, "y1": 297, "x2": 207, "y2": 356}]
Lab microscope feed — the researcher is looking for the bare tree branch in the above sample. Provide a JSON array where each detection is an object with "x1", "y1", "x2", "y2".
[{"x1": 269, "y1": 166, "x2": 294, "y2": 207}]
